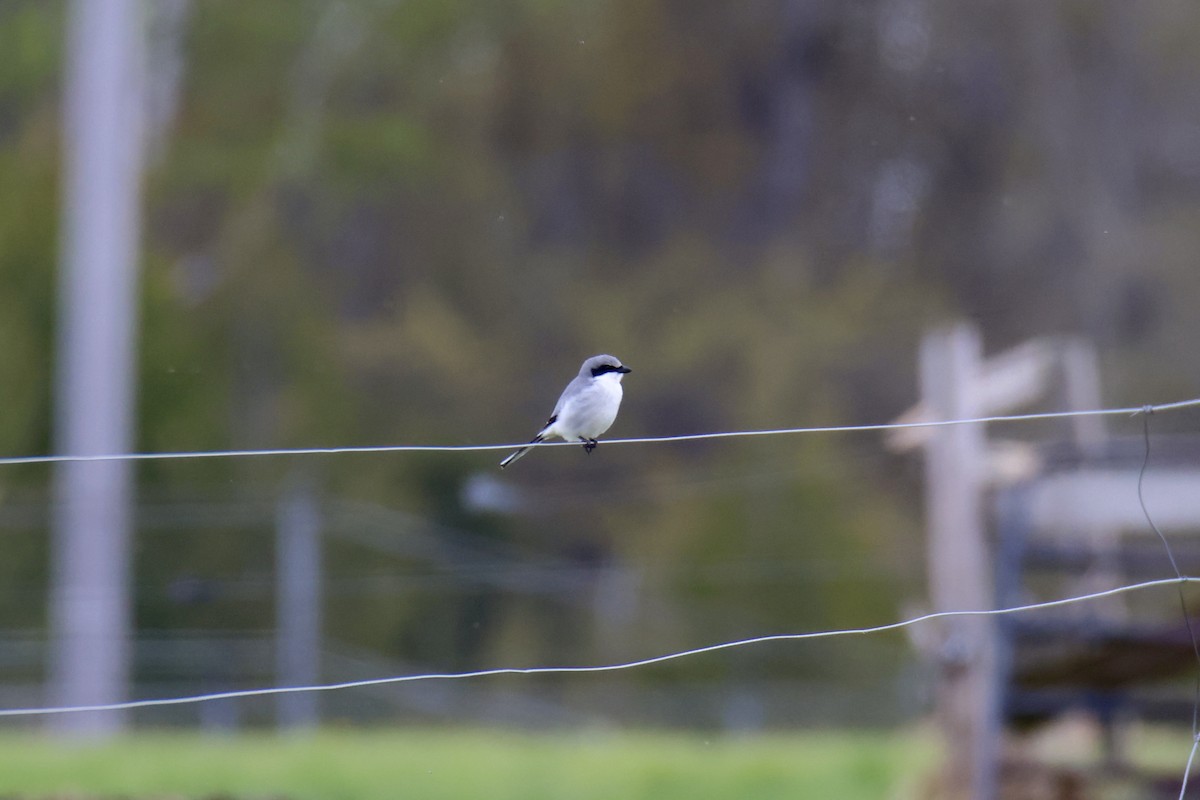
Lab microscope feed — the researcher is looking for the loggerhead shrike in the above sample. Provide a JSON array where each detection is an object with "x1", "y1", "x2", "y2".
[{"x1": 500, "y1": 354, "x2": 632, "y2": 468}]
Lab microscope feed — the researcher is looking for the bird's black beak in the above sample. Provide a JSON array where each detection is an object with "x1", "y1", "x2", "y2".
[{"x1": 617, "y1": 365, "x2": 632, "y2": 373}]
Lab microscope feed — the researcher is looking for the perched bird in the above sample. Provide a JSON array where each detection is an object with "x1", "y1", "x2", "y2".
[{"x1": 500, "y1": 354, "x2": 632, "y2": 468}]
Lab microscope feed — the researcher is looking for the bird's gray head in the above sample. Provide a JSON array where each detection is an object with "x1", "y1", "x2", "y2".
[{"x1": 581, "y1": 354, "x2": 631, "y2": 379}]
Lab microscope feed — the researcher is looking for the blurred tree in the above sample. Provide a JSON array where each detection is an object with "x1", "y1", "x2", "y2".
[{"x1": 1, "y1": 0, "x2": 1199, "y2": 724}]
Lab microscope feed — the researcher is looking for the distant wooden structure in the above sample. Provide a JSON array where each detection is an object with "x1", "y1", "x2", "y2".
[{"x1": 891, "y1": 322, "x2": 1200, "y2": 799}]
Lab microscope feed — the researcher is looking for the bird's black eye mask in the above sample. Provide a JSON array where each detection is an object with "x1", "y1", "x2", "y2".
[{"x1": 591, "y1": 364, "x2": 631, "y2": 377}]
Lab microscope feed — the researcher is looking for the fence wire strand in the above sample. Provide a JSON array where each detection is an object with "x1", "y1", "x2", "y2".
[
  {"x1": 0, "y1": 576, "x2": 1195, "y2": 718},
  {"x1": 1137, "y1": 408, "x2": 1200, "y2": 798},
  {"x1": 0, "y1": 397, "x2": 1197, "y2": 467}
]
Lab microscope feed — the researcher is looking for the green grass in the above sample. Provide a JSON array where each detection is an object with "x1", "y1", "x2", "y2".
[{"x1": 0, "y1": 727, "x2": 936, "y2": 799}]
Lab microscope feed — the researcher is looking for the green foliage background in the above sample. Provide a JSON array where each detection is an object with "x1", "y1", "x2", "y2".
[{"x1": 1, "y1": 0, "x2": 1199, "y2": 728}]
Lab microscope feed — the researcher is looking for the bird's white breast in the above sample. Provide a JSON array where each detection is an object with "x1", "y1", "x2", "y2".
[{"x1": 558, "y1": 372, "x2": 624, "y2": 439}]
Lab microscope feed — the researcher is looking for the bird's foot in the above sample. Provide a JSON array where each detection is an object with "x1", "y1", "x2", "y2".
[{"x1": 583, "y1": 438, "x2": 598, "y2": 454}]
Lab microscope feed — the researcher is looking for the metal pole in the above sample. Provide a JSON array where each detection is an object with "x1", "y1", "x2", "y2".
[
  {"x1": 276, "y1": 479, "x2": 322, "y2": 729},
  {"x1": 49, "y1": 0, "x2": 144, "y2": 736}
]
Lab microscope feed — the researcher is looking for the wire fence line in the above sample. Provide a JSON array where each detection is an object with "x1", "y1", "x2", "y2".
[
  {"x1": 1136, "y1": 410, "x2": 1200, "y2": 798},
  {"x1": 0, "y1": 397, "x2": 1197, "y2": 467},
  {"x1": 1138, "y1": 410, "x2": 1200, "y2": 673},
  {"x1": 0, "y1": 575, "x2": 1195, "y2": 718},
  {"x1": 3, "y1": 396, "x2": 1198, "y2": 792}
]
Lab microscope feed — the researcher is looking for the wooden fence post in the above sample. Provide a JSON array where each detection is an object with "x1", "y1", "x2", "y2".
[{"x1": 920, "y1": 323, "x2": 1000, "y2": 800}]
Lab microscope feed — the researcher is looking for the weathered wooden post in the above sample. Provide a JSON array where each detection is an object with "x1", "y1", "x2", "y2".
[{"x1": 919, "y1": 323, "x2": 999, "y2": 800}]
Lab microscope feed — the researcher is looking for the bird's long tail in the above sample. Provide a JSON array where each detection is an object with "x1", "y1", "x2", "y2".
[{"x1": 499, "y1": 433, "x2": 545, "y2": 469}]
